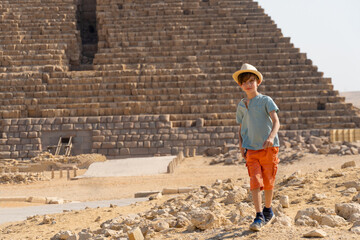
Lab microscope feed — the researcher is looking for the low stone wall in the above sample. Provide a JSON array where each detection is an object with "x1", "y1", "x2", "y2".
[{"x1": 0, "y1": 115, "x2": 239, "y2": 160}]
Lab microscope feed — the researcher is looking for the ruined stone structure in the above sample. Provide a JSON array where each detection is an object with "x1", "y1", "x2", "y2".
[{"x1": 0, "y1": 0, "x2": 359, "y2": 159}]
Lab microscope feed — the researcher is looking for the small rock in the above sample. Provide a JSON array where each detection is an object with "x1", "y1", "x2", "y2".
[
  {"x1": 303, "y1": 229, "x2": 327, "y2": 238},
  {"x1": 51, "y1": 230, "x2": 77, "y2": 240},
  {"x1": 344, "y1": 181, "x2": 360, "y2": 191},
  {"x1": 78, "y1": 230, "x2": 93, "y2": 240},
  {"x1": 154, "y1": 220, "x2": 170, "y2": 232},
  {"x1": 149, "y1": 192, "x2": 162, "y2": 200},
  {"x1": 312, "y1": 193, "x2": 327, "y2": 201},
  {"x1": 330, "y1": 172, "x2": 345, "y2": 178},
  {"x1": 350, "y1": 147, "x2": 359, "y2": 155},
  {"x1": 176, "y1": 215, "x2": 191, "y2": 228},
  {"x1": 329, "y1": 146, "x2": 341, "y2": 154},
  {"x1": 295, "y1": 215, "x2": 319, "y2": 227},
  {"x1": 309, "y1": 136, "x2": 323, "y2": 147},
  {"x1": 273, "y1": 214, "x2": 292, "y2": 226},
  {"x1": 204, "y1": 147, "x2": 222, "y2": 156},
  {"x1": 350, "y1": 221, "x2": 360, "y2": 234},
  {"x1": 342, "y1": 188, "x2": 357, "y2": 196},
  {"x1": 42, "y1": 215, "x2": 55, "y2": 225},
  {"x1": 280, "y1": 195, "x2": 290, "y2": 208},
  {"x1": 283, "y1": 141, "x2": 292, "y2": 148},
  {"x1": 309, "y1": 144, "x2": 318, "y2": 153},
  {"x1": 318, "y1": 148, "x2": 329, "y2": 154},
  {"x1": 128, "y1": 227, "x2": 144, "y2": 240},
  {"x1": 224, "y1": 158, "x2": 235, "y2": 165},
  {"x1": 353, "y1": 193, "x2": 360, "y2": 202},
  {"x1": 341, "y1": 161, "x2": 356, "y2": 169},
  {"x1": 221, "y1": 188, "x2": 247, "y2": 205}
]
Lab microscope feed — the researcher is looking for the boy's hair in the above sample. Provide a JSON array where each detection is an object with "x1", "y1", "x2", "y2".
[{"x1": 238, "y1": 72, "x2": 259, "y2": 85}]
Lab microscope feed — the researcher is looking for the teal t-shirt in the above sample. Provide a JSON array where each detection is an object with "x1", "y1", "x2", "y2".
[{"x1": 236, "y1": 94, "x2": 280, "y2": 150}]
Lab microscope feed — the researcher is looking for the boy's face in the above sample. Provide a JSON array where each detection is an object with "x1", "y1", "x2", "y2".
[{"x1": 239, "y1": 75, "x2": 260, "y2": 94}]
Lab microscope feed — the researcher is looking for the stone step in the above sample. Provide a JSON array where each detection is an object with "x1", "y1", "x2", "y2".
[
  {"x1": 30, "y1": 96, "x2": 347, "y2": 114},
  {"x1": 105, "y1": 20, "x2": 276, "y2": 33},
  {"x1": 103, "y1": 36, "x2": 291, "y2": 48},
  {"x1": 0, "y1": 43, "x2": 66, "y2": 51},
  {"x1": 53, "y1": 69, "x2": 332, "y2": 82},
  {"x1": 171, "y1": 116, "x2": 358, "y2": 129},
  {"x1": 39, "y1": 81, "x2": 332, "y2": 95},
  {"x1": 100, "y1": 42, "x2": 296, "y2": 54},
  {"x1": 0, "y1": 84, "x2": 335, "y2": 102},
  {"x1": 95, "y1": 43, "x2": 295, "y2": 57},
  {"x1": 106, "y1": 31, "x2": 283, "y2": 44},
  {"x1": 95, "y1": 52, "x2": 307, "y2": 67},
  {"x1": 169, "y1": 108, "x2": 358, "y2": 123},
  {"x1": 93, "y1": 65, "x2": 321, "y2": 79},
  {"x1": 101, "y1": 10, "x2": 268, "y2": 21},
  {"x1": 106, "y1": 25, "x2": 281, "y2": 36},
  {"x1": 0, "y1": 72, "x2": 43, "y2": 80},
  {"x1": 0, "y1": 65, "x2": 69, "y2": 73}
]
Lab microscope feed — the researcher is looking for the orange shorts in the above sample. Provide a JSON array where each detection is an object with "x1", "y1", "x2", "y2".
[{"x1": 245, "y1": 147, "x2": 280, "y2": 191}]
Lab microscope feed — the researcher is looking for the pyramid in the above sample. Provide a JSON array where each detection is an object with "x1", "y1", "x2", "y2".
[{"x1": 0, "y1": 0, "x2": 359, "y2": 159}]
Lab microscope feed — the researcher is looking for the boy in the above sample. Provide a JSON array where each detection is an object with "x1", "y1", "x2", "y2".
[{"x1": 232, "y1": 63, "x2": 280, "y2": 231}]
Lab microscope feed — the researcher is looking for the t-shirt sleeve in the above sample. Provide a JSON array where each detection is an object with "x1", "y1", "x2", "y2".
[
  {"x1": 236, "y1": 103, "x2": 243, "y2": 124},
  {"x1": 265, "y1": 97, "x2": 279, "y2": 114}
]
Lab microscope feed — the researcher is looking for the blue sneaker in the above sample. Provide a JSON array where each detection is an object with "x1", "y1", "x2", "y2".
[
  {"x1": 262, "y1": 207, "x2": 275, "y2": 225},
  {"x1": 249, "y1": 212, "x2": 265, "y2": 231}
]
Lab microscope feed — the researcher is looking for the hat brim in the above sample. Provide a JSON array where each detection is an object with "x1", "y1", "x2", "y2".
[{"x1": 232, "y1": 70, "x2": 263, "y2": 86}]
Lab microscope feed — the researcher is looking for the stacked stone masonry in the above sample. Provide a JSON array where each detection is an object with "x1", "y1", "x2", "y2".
[
  {"x1": 0, "y1": 115, "x2": 329, "y2": 160},
  {"x1": 0, "y1": 0, "x2": 359, "y2": 159}
]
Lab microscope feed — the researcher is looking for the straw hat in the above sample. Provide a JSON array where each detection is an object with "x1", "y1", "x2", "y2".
[{"x1": 232, "y1": 63, "x2": 263, "y2": 86}]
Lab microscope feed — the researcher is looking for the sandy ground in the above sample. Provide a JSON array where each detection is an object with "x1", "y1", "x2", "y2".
[{"x1": 0, "y1": 153, "x2": 360, "y2": 239}]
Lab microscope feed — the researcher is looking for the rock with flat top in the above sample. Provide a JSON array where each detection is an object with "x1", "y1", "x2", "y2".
[{"x1": 303, "y1": 229, "x2": 327, "y2": 238}]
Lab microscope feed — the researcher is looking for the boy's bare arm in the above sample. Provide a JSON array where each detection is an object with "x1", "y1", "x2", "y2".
[
  {"x1": 263, "y1": 110, "x2": 280, "y2": 149},
  {"x1": 238, "y1": 124, "x2": 245, "y2": 158}
]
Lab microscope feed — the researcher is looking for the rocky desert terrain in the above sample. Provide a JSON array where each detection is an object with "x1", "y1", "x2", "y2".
[{"x1": 1, "y1": 148, "x2": 360, "y2": 240}]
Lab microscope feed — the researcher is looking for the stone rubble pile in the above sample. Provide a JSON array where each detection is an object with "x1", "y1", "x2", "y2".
[
  {"x1": 0, "y1": 172, "x2": 49, "y2": 184},
  {"x1": 50, "y1": 161, "x2": 360, "y2": 239},
  {"x1": 0, "y1": 153, "x2": 106, "y2": 175},
  {"x1": 208, "y1": 139, "x2": 360, "y2": 165}
]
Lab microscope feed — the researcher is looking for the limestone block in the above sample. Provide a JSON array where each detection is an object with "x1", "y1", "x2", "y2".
[
  {"x1": 7, "y1": 138, "x2": 21, "y2": 144},
  {"x1": 120, "y1": 148, "x2": 130, "y2": 155},
  {"x1": 92, "y1": 136, "x2": 105, "y2": 142},
  {"x1": 128, "y1": 227, "x2": 144, "y2": 240},
  {"x1": 135, "y1": 191, "x2": 161, "y2": 198},
  {"x1": 162, "y1": 188, "x2": 179, "y2": 195},
  {"x1": 102, "y1": 142, "x2": 116, "y2": 149},
  {"x1": 0, "y1": 151, "x2": 11, "y2": 159},
  {"x1": 27, "y1": 196, "x2": 47, "y2": 204},
  {"x1": 0, "y1": 197, "x2": 27, "y2": 202}
]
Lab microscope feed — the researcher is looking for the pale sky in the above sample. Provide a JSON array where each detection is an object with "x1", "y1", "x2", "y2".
[{"x1": 256, "y1": 0, "x2": 360, "y2": 92}]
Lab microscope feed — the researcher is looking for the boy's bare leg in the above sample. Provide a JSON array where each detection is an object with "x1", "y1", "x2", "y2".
[
  {"x1": 264, "y1": 190, "x2": 273, "y2": 208},
  {"x1": 251, "y1": 188, "x2": 262, "y2": 212}
]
